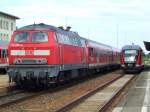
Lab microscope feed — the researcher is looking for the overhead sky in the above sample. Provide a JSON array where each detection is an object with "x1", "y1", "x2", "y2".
[{"x1": 1, "y1": 0, "x2": 150, "y2": 52}]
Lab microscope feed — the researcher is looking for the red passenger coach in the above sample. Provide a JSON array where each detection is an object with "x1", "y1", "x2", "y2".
[
  {"x1": 8, "y1": 23, "x2": 120, "y2": 86},
  {"x1": 85, "y1": 40, "x2": 120, "y2": 71}
]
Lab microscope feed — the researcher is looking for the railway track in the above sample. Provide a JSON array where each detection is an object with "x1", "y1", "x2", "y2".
[
  {"x1": 0, "y1": 90, "x2": 32, "y2": 107},
  {"x1": 0, "y1": 70, "x2": 127, "y2": 112},
  {"x1": 56, "y1": 74, "x2": 136, "y2": 112},
  {"x1": 0, "y1": 75, "x2": 100, "y2": 109}
]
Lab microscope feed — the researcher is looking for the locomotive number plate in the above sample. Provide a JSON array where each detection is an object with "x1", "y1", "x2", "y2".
[{"x1": 25, "y1": 50, "x2": 34, "y2": 55}]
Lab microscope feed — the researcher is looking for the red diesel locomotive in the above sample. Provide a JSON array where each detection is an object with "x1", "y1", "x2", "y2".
[
  {"x1": 120, "y1": 44, "x2": 144, "y2": 73},
  {"x1": 8, "y1": 23, "x2": 120, "y2": 86}
]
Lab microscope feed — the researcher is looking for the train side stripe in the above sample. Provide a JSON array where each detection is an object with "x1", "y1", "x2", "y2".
[
  {"x1": 11, "y1": 50, "x2": 25, "y2": 56},
  {"x1": 34, "y1": 50, "x2": 50, "y2": 55},
  {"x1": 11, "y1": 50, "x2": 50, "y2": 56}
]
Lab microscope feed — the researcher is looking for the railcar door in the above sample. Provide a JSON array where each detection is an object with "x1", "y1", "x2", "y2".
[
  {"x1": 55, "y1": 33, "x2": 63, "y2": 64},
  {"x1": 80, "y1": 38, "x2": 87, "y2": 64}
]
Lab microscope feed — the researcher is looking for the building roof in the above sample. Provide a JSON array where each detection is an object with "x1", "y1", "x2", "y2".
[
  {"x1": 0, "y1": 11, "x2": 19, "y2": 19},
  {"x1": 144, "y1": 41, "x2": 150, "y2": 51}
]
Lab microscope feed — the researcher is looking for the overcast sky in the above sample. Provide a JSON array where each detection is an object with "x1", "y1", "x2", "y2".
[{"x1": 1, "y1": 0, "x2": 150, "y2": 52}]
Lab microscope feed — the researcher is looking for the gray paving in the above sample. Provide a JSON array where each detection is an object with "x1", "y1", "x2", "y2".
[
  {"x1": 70, "y1": 75, "x2": 133, "y2": 112},
  {"x1": 113, "y1": 71, "x2": 150, "y2": 112}
]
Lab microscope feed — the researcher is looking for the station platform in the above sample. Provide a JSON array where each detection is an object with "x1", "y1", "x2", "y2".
[
  {"x1": 0, "y1": 74, "x2": 9, "y2": 87},
  {"x1": 113, "y1": 70, "x2": 150, "y2": 112}
]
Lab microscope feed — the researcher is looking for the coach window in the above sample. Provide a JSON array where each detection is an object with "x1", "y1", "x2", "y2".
[
  {"x1": 63, "y1": 35, "x2": 69, "y2": 44},
  {"x1": 68, "y1": 37, "x2": 73, "y2": 45},
  {"x1": 66, "y1": 35, "x2": 70, "y2": 45},
  {"x1": 67, "y1": 36, "x2": 71, "y2": 45},
  {"x1": 61, "y1": 34, "x2": 65, "y2": 44},
  {"x1": 96, "y1": 49, "x2": 100, "y2": 57},
  {"x1": 74, "y1": 37, "x2": 78, "y2": 46},
  {"x1": 63, "y1": 35, "x2": 66, "y2": 44},
  {"x1": 73, "y1": 37, "x2": 76, "y2": 46},
  {"x1": 73, "y1": 37, "x2": 76, "y2": 45},
  {"x1": 89, "y1": 47, "x2": 94, "y2": 57},
  {"x1": 56, "y1": 33, "x2": 61, "y2": 43},
  {"x1": 61, "y1": 34, "x2": 65, "y2": 43},
  {"x1": 61, "y1": 34, "x2": 64, "y2": 43},
  {"x1": 70, "y1": 37, "x2": 74, "y2": 45},
  {"x1": 80, "y1": 39, "x2": 85, "y2": 47},
  {"x1": 73, "y1": 37, "x2": 77, "y2": 46},
  {"x1": 74, "y1": 37, "x2": 80, "y2": 46},
  {"x1": 75, "y1": 37, "x2": 82, "y2": 47}
]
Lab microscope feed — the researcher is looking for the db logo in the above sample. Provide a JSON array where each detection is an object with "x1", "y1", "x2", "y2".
[{"x1": 25, "y1": 50, "x2": 34, "y2": 55}]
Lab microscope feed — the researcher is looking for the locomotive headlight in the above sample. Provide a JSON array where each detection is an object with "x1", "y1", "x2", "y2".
[
  {"x1": 14, "y1": 58, "x2": 22, "y2": 64},
  {"x1": 129, "y1": 56, "x2": 135, "y2": 61},
  {"x1": 124, "y1": 56, "x2": 136, "y2": 62},
  {"x1": 36, "y1": 58, "x2": 47, "y2": 64},
  {"x1": 13, "y1": 58, "x2": 47, "y2": 64}
]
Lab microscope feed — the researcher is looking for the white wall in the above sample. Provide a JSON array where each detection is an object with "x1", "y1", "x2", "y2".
[{"x1": 0, "y1": 14, "x2": 16, "y2": 42}]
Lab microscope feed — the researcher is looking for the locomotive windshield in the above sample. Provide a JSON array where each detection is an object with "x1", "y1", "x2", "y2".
[
  {"x1": 32, "y1": 32, "x2": 48, "y2": 42},
  {"x1": 13, "y1": 32, "x2": 48, "y2": 43},
  {"x1": 14, "y1": 32, "x2": 29, "y2": 42}
]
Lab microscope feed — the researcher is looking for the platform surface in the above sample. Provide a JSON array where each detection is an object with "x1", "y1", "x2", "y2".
[
  {"x1": 0, "y1": 74, "x2": 9, "y2": 87},
  {"x1": 113, "y1": 71, "x2": 150, "y2": 112}
]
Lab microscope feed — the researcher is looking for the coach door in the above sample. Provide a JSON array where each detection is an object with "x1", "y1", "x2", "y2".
[{"x1": 0, "y1": 49, "x2": 7, "y2": 63}]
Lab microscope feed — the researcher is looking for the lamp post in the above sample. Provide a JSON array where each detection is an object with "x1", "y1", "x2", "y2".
[{"x1": 116, "y1": 24, "x2": 119, "y2": 48}]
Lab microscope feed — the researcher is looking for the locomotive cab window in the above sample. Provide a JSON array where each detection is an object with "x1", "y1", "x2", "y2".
[
  {"x1": 14, "y1": 32, "x2": 29, "y2": 42},
  {"x1": 32, "y1": 32, "x2": 48, "y2": 42}
]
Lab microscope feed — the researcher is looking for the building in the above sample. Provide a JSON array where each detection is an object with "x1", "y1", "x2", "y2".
[{"x1": 0, "y1": 11, "x2": 19, "y2": 45}]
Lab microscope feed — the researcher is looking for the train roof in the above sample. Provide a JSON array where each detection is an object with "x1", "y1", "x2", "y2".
[
  {"x1": 80, "y1": 37, "x2": 120, "y2": 52},
  {"x1": 122, "y1": 45, "x2": 142, "y2": 50},
  {"x1": 18, "y1": 23, "x2": 80, "y2": 37},
  {"x1": 18, "y1": 23, "x2": 119, "y2": 51},
  {"x1": 80, "y1": 37, "x2": 112, "y2": 48}
]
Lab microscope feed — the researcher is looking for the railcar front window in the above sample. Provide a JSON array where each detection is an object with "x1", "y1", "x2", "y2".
[
  {"x1": 14, "y1": 32, "x2": 29, "y2": 42},
  {"x1": 32, "y1": 32, "x2": 48, "y2": 42},
  {"x1": 124, "y1": 50, "x2": 137, "y2": 62}
]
